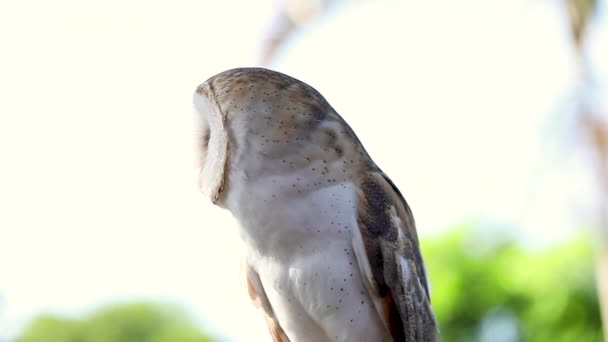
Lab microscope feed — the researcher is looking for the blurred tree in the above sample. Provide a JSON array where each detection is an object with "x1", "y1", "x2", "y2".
[
  {"x1": 562, "y1": 0, "x2": 608, "y2": 339},
  {"x1": 424, "y1": 225, "x2": 603, "y2": 342},
  {"x1": 14, "y1": 231, "x2": 603, "y2": 342},
  {"x1": 17, "y1": 302, "x2": 212, "y2": 342}
]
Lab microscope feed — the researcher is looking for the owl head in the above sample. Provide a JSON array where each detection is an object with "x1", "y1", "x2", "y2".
[{"x1": 193, "y1": 67, "x2": 345, "y2": 204}]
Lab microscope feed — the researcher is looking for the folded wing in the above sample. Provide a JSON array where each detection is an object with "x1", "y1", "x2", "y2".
[{"x1": 352, "y1": 171, "x2": 436, "y2": 342}]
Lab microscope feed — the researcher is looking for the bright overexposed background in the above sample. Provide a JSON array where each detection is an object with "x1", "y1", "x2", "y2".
[
  {"x1": 0, "y1": 1, "x2": 276, "y2": 340},
  {"x1": 0, "y1": 0, "x2": 606, "y2": 341}
]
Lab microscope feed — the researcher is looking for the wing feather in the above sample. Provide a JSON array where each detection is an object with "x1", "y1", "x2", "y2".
[
  {"x1": 353, "y1": 171, "x2": 437, "y2": 342},
  {"x1": 245, "y1": 264, "x2": 291, "y2": 342}
]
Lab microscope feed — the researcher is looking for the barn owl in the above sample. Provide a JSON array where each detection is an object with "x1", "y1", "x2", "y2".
[{"x1": 193, "y1": 68, "x2": 436, "y2": 342}]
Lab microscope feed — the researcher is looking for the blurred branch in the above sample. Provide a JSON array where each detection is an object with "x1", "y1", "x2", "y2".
[
  {"x1": 257, "y1": 7, "x2": 298, "y2": 66},
  {"x1": 565, "y1": 0, "x2": 598, "y2": 50},
  {"x1": 563, "y1": 0, "x2": 608, "y2": 339},
  {"x1": 256, "y1": 0, "x2": 338, "y2": 66}
]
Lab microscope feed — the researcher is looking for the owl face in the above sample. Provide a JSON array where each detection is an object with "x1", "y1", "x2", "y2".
[{"x1": 193, "y1": 82, "x2": 229, "y2": 204}]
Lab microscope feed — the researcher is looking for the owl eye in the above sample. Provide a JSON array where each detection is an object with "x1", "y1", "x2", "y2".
[{"x1": 202, "y1": 129, "x2": 210, "y2": 148}]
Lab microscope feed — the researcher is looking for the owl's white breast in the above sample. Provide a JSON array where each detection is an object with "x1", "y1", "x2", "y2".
[{"x1": 223, "y1": 174, "x2": 390, "y2": 342}]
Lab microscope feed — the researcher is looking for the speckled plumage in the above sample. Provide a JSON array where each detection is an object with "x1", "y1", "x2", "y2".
[{"x1": 194, "y1": 68, "x2": 436, "y2": 342}]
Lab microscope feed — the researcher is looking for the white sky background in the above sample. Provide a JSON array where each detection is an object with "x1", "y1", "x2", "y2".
[
  {"x1": 274, "y1": 0, "x2": 607, "y2": 243},
  {"x1": 0, "y1": 0, "x2": 607, "y2": 341}
]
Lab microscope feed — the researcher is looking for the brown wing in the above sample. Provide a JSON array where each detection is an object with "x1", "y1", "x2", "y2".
[
  {"x1": 245, "y1": 264, "x2": 291, "y2": 342},
  {"x1": 352, "y1": 171, "x2": 437, "y2": 342}
]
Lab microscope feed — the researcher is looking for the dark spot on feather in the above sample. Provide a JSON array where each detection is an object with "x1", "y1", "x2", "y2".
[
  {"x1": 359, "y1": 177, "x2": 394, "y2": 238},
  {"x1": 326, "y1": 129, "x2": 337, "y2": 144}
]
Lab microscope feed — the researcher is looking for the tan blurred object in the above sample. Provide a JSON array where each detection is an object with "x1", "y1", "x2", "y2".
[
  {"x1": 564, "y1": 0, "x2": 608, "y2": 339},
  {"x1": 257, "y1": 0, "x2": 332, "y2": 66},
  {"x1": 565, "y1": 0, "x2": 597, "y2": 49},
  {"x1": 582, "y1": 111, "x2": 608, "y2": 341}
]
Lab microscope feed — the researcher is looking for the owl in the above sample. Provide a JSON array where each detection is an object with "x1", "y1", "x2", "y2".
[{"x1": 193, "y1": 68, "x2": 436, "y2": 342}]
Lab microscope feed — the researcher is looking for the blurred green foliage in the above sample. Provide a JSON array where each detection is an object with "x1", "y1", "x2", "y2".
[
  {"x1": 16, "y1": 227, "x2": 603, "y2": 342},
  {"x1": 17, "y1": 302, "x2": 212, "y2": 342},
  {"x1": 424, "y1": 225, "x2": 603, "y2": 341}
]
